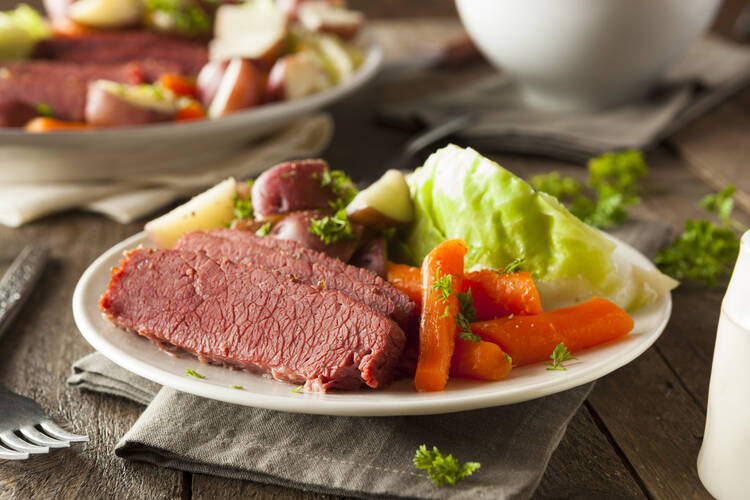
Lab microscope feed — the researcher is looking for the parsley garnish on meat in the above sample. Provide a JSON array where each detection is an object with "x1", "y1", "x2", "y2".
[
  {"x1": 531, "y1": 150, "x2": 648, "y2": 229},
  {"x1": 309, "y1": 209, "x2": 355, "y2": 245},
  {"x1": 655, "y1": 185, "x2": 743, "y2": 287},
  {"x1": 545, "y1": 342, "x2": 577, "y2": 371},
  {"x1": 255, "y1": 222, "x2": 271, "y2": 236},
  {"x1": 187, "y1": 368, "x2": 206, "y2": 379},
  {"x1": 413, "y1": 445, "x2": 481, "y2": 487},
  {"x1": 35, "y1": 102, "x2": 54, "y2": 117}
]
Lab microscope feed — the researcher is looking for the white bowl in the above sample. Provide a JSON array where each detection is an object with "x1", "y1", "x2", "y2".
[
  {"x1": 455, "y1": 0, "x2": 721, "y2": 111},
  {"x1": 0, "y1": 43, "x2": 382, "y2": 183}
]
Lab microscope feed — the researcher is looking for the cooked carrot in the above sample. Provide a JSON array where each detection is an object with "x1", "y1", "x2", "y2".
[
  {"x1": 414, "y1": 239, "x2": 467, "y2": 392},
  {"x1": 159, "y1": 73, "x2": 198, "y2": 98},
  {"x1": 386, "y1": 262, "x2": 542, "y2": 319},
  {"x1": 175, "y1": 100, "x2": 206, "y2": 121},
  {"x1": 386, "y1": 262, "x2": 423, "y2": 307},
  {"x1": 472, "y1": 297, "x2": 634, "y2": 366},
  {"x1": 465, "y1": 269, "x2": 543, "y2": 320},
  {"x1": 49, "y1": 18, "x2": 92, "y2": 37},
  {"x1": 25, "y1": 117, "x2": 90, "y2": 133},
  {"x1": 450, "y1": 339, "x2": 512, "y2": 381}
]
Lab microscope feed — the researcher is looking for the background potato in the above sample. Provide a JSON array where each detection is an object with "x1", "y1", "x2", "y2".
[
  {"x1": 85, "y1": 80, "x2": 178, "y2": 127},
  {"x1": 207, "y1": 58, "x2": 263, "y2": 118},
  {"x1": 196, "y1": 60, "x2": 228, "y2": 108},
  {"x1": 265, "y1": 52, "x2": 331, "y2": 101},
  {"x1": 251, "y1": 159, "x2": 337, "y2": 218}
]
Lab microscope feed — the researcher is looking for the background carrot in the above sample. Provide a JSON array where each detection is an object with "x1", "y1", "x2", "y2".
[
  {"x1": 386, "y1": 262, "x2": 542, "y2": 319},
  {"x1": 414, "y1": 239, "x2": 467, "y2": 392},
  {"x1": 175, "y1": 101, "x2": 206, "y2": 121},
  {"x1": 159, "y1": 74, "x2": 198, "y2": 98},
  {"x1": 472, "y1": 297, "x2": 634, "y2": 366},
  {"x1": 386, "y1": 262, "x2": 423, "y2": 306},
  {"x1": 25, "y1": 117, "x2": 90, "y2": 132},
  {"x1": 465, "y1": 269, "x2": 543, "y2": 319},
  {"x1": 450, "y1": 339, "x2": 512, "y2": 381}
]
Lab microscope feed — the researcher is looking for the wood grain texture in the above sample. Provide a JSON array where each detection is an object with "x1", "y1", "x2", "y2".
[{"x1": 0, "y1": 216, "x2": 183, "y2": 500}]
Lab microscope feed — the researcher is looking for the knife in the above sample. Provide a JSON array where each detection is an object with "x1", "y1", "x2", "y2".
[{"x1": 0, "y1": 246, "x2": 49, "y2": 340}]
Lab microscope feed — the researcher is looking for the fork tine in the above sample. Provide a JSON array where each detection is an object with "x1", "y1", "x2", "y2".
[
  {"x1": 0, "y1": 443, "x2": 29, "y2": 460},
  {"x1": 40, "y1": 421, "x2": 88, "y2": 443},
  {"x1": 19, "y1": 426, "x2": 68, "y2": 448},
  {"x1": 0, "y1": 431, "x2": 49, "y2": 454}
]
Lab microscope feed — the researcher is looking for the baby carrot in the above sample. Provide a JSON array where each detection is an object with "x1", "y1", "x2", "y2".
[
  {"x1": 464, "y1": 269, "x2": 543, "y2": 320},
  {"x1": 25, "y1": 117, "x2": 90, "y2": 132},
  {"x1": 386, "y1": 261, "x2": 423, "y2": 307},
  {"x1": 450, "y1": 338, "x2": 512, "y2": 381},
  {"x1": 472, "y1": 297, "x2": 634, "y2": 366},
  {"x1": 414, "y1": 239, "x2": 467, "y2": 392}
]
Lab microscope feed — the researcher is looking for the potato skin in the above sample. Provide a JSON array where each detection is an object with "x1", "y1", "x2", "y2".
[
  {"x1": 270, "y1": 210, "x2": 362, "y2": 262},
  {"x1": 196, "y1": 60, "x2": 228, "y2": 108},
  {"x1": 85, "y1": 84, "x2": 176, "y2": 127},
  {"x1": 349, "y1": 237, "x2": 386, "y2": 277},
  {"x1": 251, "y1": 159, "x2": 337, "y2": 218}
]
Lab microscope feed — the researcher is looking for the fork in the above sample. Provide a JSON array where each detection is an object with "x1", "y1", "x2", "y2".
[{"x1": 0, "y1": 246, "x2": 88, "y2": 460}]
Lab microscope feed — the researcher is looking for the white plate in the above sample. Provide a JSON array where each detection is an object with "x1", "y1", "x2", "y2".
[
  {"x1": 73, "y1": 231, "x2": 671, "y2": 416},
  {"x1": 0, "y1": 44, "x2": 383, "y2": 183}
]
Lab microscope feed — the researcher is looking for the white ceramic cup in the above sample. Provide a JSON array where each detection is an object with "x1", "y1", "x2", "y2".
[
  {"x1": 698, "y1": 230, "x2": 750, "y2": 499},
  {"x1": 455, "y1": 0, "x2": 722, "y2": 112}
]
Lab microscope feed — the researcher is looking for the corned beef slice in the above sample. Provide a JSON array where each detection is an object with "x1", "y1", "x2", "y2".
[
  {"x1": 206, "y1": 228, "x2": 418, "y2": 325},
  {"x1": 100, "y1": 248, "x2": 406, "y2": 391},
  {"x1": 174, "y1": 230, "x2": 409, "y2": 328}
]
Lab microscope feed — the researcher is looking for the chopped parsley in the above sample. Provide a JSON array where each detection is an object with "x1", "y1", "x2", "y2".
[
  {"x1": 186, "y1": 368, "x2": 206, "y2": 379},
  {"x1": 503, "y1": 257, "x2": 525, "y2": 273},
  {"x1": 35, "y1": 102, "x2": 54, "y2": 117},
  {"x1": 431, "y1": 271, "x2": 480, "y2": 342},
  {"x1": 655, "y1": 185, "x2": 743, "y2": 287},
  {"x1": 545, "y1": 342, "x2": 577, "y2": 371},
  {"x1": 232, "y1": 181, "x2": 254, "y2": 220},
  {"x1": 308, "y1": 208, "x2": 355, "y2": 245},
  {"x1": 145, "y1": 0, "x2": 211, "y2": 36},
  {"x1": 413, "y1": 445, "x2": 481, "y2": 487},
  {"x1": 315, "y1": 168, "x2": 358, "y2": 206},
  {"x1": 255, "y1": 222, "x2": 271, "y2": 236},
  {"x1": 291, "y1": 385, "x2": 304, "y2": 394},
  {"x1": 505, "y1": 353, "x2": 513, "y2": 366},
  {"x1": 230, "y1": 385, "x2": 243, "y2": 390}
]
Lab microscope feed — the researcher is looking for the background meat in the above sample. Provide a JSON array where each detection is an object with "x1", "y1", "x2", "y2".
[
  {"x1": 34, "y1": 31, "x2": 209, "y2": 76},
  {"x1": 100, "y1": 248, "x2": 406, "y2": 391},
  {"x1": 0, "y1": 61, "x2": 144, "y2": 122}
]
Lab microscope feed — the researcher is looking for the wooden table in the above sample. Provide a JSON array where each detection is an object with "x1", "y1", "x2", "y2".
[{"x1": 2, "y1": 2, "x2": 749, "y2": 499}]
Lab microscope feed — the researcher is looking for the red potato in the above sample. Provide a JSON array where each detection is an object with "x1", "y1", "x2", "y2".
[
  {"x1": 348, "y1": 237, "x2": 387, "y2": 278},
  {"x1": 85, "y1": 80, "x2": 178, "y2": 127},
  {"x1": 207, "y1": 58, "x2": 262, "y2": 119},
  {"x1": 251, "y1": 159, "x2": 338, "y2": 217},
  {"x1": 196, "y1": 60, "x2": 228, "y2": 108},
  {"x1": 270, "y1": 210, "x2": 363, "y2": 262},
  {"x1": 296, "y1": 1, "x2": 363, "y2": 39},
  {"x1": 265, "y1": 53, "x2": 331, "y2": 101}
]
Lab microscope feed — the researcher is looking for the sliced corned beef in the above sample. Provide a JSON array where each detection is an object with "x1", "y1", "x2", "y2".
[{"x1": 100, "y1": 248, "x2": 406, "y2": 391}]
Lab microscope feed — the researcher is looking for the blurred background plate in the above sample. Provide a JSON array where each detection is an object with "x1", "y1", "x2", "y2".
[{"x1": 0, "y1": 43, "x2": 382, "y2": 184}]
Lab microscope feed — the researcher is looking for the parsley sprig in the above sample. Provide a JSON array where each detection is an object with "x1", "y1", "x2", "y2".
[
  {"x1": 655, "y1": 185, "x2": 743, "y2": 287},
  {"x1": 315, "y1": 169, "x2": 358, "y2": 206},
  {"x1": 186, "y1": 368, "x2": 205, "y2": 379},
  {"x1": 430, "y1": 269, "x2": 480, "y2": 342},
  {"x1": 308, "y1": 209, "x2": 355, "y2": 245},
  {"x1": 531, "y1": 150, "x2": 648, "y2": 229},
  {"x1": 503, "y1": 257, "x2": 525, "y2": 273},
  {"x1": 413, "y1": 445, "x2": 480, "y2": 487},
  {"x1": 233, "y1": 180, "x2": 254, "y2": 220},
  {"x1": 545, "y1": 342, "x2": 577, "y2": 371}
]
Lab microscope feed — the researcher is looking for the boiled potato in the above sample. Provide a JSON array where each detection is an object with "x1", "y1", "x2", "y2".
[
  {"x1": 251, "y1": 159, "x2": 337, "y2": 218},
  {"x1": 270, "y1": 210, "x2": 362, "y2": 262},
  {"x1": 207, "y1": 58, "x2": 263, "y2": 119},
  {"x1": 85, "y1": 80, "x2": 179, "y2": 127},
  {"x1": 145, "y1": 177, "x2": 237, "y2": 248},
  {"x1": 346, "y1": 169, "x2": 413, "y2": 228},
  {"x1": 266, "y1": 52, "x2": 331, "y2": 101},
  {"x1": 69, "y1": 0, "x2": 142, "y2": 29}
]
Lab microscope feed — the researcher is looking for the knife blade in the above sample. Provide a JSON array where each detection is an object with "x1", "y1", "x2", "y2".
[{"x1": 0, "y1": 246, "x2": 49, "y2": 340}]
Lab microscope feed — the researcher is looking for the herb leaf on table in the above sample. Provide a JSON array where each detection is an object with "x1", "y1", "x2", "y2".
[{"x1": 413, "y1": 445, "x2": 481, "y2": 486}]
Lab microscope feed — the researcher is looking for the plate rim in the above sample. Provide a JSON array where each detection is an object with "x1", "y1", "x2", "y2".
[{"x1": 72, "y1": 231, "x2": 672, "y2": 416}]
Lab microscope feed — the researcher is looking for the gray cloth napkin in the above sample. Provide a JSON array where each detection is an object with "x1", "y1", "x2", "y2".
[
  {"x1": 68, "y1": 218, "x2": 672, "y2": 499},
  {"x1": 381, "y1": 36, "x2": 750, "y2": 162}
]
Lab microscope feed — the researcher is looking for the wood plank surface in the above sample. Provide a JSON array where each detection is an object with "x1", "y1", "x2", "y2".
[{"x1": 0, "y1": 217, "x2": 184, "y2": 500}]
